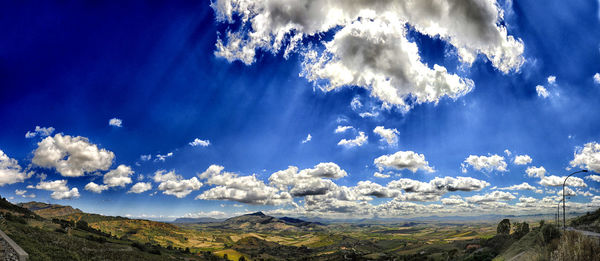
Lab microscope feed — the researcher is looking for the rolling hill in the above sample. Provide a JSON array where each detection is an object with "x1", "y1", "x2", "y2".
[{"x1": 17, "y1": 201, "x2": 82, "y2": 218}]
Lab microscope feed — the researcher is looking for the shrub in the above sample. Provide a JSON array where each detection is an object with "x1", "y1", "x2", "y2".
[
  {"x1": 513, "y1": 222, "x2": 530, "y2": 239},
  {"x1": 552, "y1": 230, "x2": 600, "y2": 261},
  {"x1": 497, "y1": 219, "x2": 511, "y2": 235},
  {"x1": 541, "y1": 224, "x2": 560, "y2": 243}
]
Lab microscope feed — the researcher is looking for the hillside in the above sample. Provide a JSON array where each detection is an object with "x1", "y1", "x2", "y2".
[
  {"x1": 0, "y1": 196, "x2": 218, "y2": 260},
  {"x1": 210, "y1": 212, "x2": 324, "y2": 231},
  {"x1": 17, "y1": 201, "x2": 82, "y2": 218},
  {"x1": 570, "y1": 207, "x2": 600, "y2": 233}
]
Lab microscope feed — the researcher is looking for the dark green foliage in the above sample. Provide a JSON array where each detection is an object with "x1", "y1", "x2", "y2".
[
  {"x1": 497, "y1": 219, "x2": 511, "y2": 235},
  {"x1": 512, "y1": 222, "x2": 530, "y2": 239},
  {"x1": 539, "y1": 220, "x2": 545, "y2": 227},
  {"x1": 541, "y1": 223, "x2": 560, "y2": 243}
]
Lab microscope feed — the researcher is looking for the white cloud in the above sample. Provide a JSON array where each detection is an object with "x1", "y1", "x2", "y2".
[
  {"x1": 268, "y1": 163, "x2": 347, "y2": 197},
  {"x1": 337, "y1": 131, "x2": 367, "y2": 148},
  {"x1": 359, "y1": 111, "x2": 379, "y2": 118},
  {"x1": 373, "y1": 172, "x2": 390, "y2": 178},
  {"x1": 466, "y1": 191, "x2": 515, "y2": 203},
  {"x1": 594, "y1": 73, "x2": 600, "y2": 85},
  {"x1": 441, "y1": 195, "x2": 465, "y2": 205},
  {"x1": 547, "y1": 75, "x2": 556, "y2": 84},
  {"x1": 498, "y1": 182, "x2": 536, "y2": 191},
  {"x1": 387, "y1": 176, "x2": 489, "y2": 195},
  {"x1": 586, "y1": 175, "x2": 600, "y2": 182},
  {"x1": 334, "y1": 125, "x2": 353, "y2": 133},
  {"x1": 128, "y1": 182, "x2": 152, "y2": 194},
  {"x1": 374, "y1": 151, "x2": 434, "y2": 173},
  {"x1": 570, "y1": 142, "x2": 600, "y2": 173},
  {"x1": 212, "y1": 0, "x2": 523, "y2": 111},
  {"x1": 0, "y1": 149, "x2": 33, "y2": 186},
  {"x1": 513, "y1": 154, "x2": 532, "y2": 165},
  {"x1": 182, "y1": 211, "x2": 229, "y2": 219},
  {"x1": 373, "y1": 126, "x2": 399, "y2": 145},
  {"x1": 155, "y1": 152, "x2": 173, "y2": 162},
  {"x1": 140, "y1": 154, "x2": 152, "y2": 161},
  {"x1": 108, "y1": 118, "x2": 122, "y2": 127},
  {"x1": 461, "y1": 154, "x2": 507, "y2": 173},
  {"x1": 31, "y1": 179, "x2": 80, "y2": 200},
  {"x1": 519, "y1": 196, "x2": 537, "y2": 203},
  {"x1": 15, "y1": 189, "x2": 35, "y2": 198},
  {"x1": 536, "y1": 85, "x2": 549, "y2": 98},
  {"x1": 301, "y1": 134, "x2": 312, "y2": 144},
  {"x1": 504, "y1": 149, "x2": 511, "y2": 156},
  {"x1": 350, "y1": 96, "x2": 362, "y2": 110},
  {"x1": 25, "y1": 126, "x2": 55, "y2": 138},
  {"x1": 153, "y1": 170, "x2": 202, "y2": 198},
  {"x1": 103, "y1": 165, "x2": 134, "y2": 188},
  {"x1": 526, "y1": 166, "x2": 546, "y2": 178},
  {"x1": 539, "y1": 175, "x2": 586, "y2": 187},
  {"x1": 84, "y1": 182, "x2": 109, "y2": 193},
  {"x1": 32, "y1": 134, "x2": 114, "y2": 177},
  {"x1": 189, "y1": 138, "x2": 210, "y2": 147}
]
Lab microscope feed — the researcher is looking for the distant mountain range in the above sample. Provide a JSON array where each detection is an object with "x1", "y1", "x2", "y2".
[
  {"x1": 175, "y1": 211, "x2": 325, "y2": 231},
  {"x1": 17, "y1": 201, "x2": 83, "y2": 218}
]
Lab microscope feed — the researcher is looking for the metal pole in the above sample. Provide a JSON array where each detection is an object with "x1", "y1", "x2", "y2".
[
  {"x1": 562, "y1": 170, "x2": 588, "y2": 230},
  {"x1": 557, "y1": 199, "x2": 563, "y2": 228}
]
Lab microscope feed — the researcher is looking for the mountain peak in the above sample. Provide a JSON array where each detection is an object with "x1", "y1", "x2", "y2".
[{"x1": 247, "y1": 211, "x2": 265, "y2": 216}]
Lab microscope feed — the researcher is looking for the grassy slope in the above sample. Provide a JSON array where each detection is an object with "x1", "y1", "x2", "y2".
[{"x1": 570, "y1": 208, "x2": 600, "y2": 233}]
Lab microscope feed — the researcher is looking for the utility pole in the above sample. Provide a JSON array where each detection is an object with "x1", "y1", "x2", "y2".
[
  {"x1": 562, "y1": 170, "x2": 588, "y2": 230},
  {"x1": 557, "y1": 199, "x2": 563, "y2": 228}
]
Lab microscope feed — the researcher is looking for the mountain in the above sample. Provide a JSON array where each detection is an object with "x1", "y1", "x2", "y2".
[
  {"x1": 17, "y1": 201, "x2": 83, "y2": 218},
  {"x1": 208, "y1": 212, "x2": 325, "y2": 231},
  {"x1": 172, "y1": 217, "x2": 226, "y2": 223}
]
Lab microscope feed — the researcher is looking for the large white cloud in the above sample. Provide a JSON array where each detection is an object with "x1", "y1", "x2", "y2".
[
  {"x1": 153, "y1": 170, "x2": 202, "y2": 198},
  {"x1": 32, "y1": 134, "x2": 114, "y2": 177},
  {"x1": 30, "y1": 180, "x2": 80, "y2": 200},
  {"x1": 539, "y1": 175, "x2": 586, "y2": 187},
  {"x1": 373, "y1": 126, "x2": 399, "y2": 145},
  {"x1": 461, "y1": 154, "x2": 507, "y2": 173},
  {"x1": 466, "y1": 191, "x2": 515, "y2": 203},
  {"x1": 0, "y1": 149, "x2": 33, "y2": 186},
  {"x1": 212, "y1": 0, "x2": 523, "y2": 110},
  {"x1": 570, "y1": 142, "x2": 600, "y2": 173},
  {"x1": 197, "y1": 165, "x2": 291, "y2": 205},
  {"x1": 84, "y1": 182, "x2": 108, "y2": 194},
  {"x1": 498, "y1": 182, "x2": 536, "y2": 191},
  {"x1": 526, "y1": 166, "x2": 546, "y2": 178},
  {"x1": 374, "y1": 151, "x2": 434, "y2": 173}
]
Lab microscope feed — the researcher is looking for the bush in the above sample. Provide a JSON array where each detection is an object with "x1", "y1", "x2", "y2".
[
  {"x1": 513, "y1": 222, "x2": 530, "y2": 239},
  {"x1": 497, "y1": 219, "x2": 511, "y2": 235},
  {"x1": 552, "y1": 230, "x2": 600, "y2": 261},
  {"x1": 541, "y1": 224, "x2": 560, "y2": 243}
]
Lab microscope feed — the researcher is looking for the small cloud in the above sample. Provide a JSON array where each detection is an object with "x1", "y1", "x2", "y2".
[
  {"x1": 547, "y1": 75, "x2": 556, "y2": 85},
  {"x1": 536, "y1": 85, "x2": 549, "y2": 98},
  {"x1": 155, "y1": 152, "x2": 173, "y2": 162},
  {"x1": 594, "y1": 73, "x2": 600, "y2": 85},
  {"x1": 350, "y1": 96, "x2": 363, "y2": 110},
  {"x1": 109, "y1": 118, "x2": 123, "y2": 127},
  {"x1": 189, "y1": 138, "x2": 211, "y2": 147},
  {"x1": 338, "y1": 131, "x2": 367, "y2": 148},
  {"x1": 504, "y1": 149, "x2": 511, "y2": 156},
  {"x1": 301, "y1": 134, "x2": 312, "y2": 144},
  {"x1": 25, "y1": 126, "x2": 55, "y2": 138},
  {"x1": 140, "y1": 154, "x2": 152, "y2": 161},
  {"x1": 334, "y1": 126, "x2": 354, "y2": 133}
]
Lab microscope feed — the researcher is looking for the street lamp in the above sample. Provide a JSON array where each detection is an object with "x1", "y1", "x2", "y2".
[{"x1": 563, "y1": 170, "x2": 588, "y2": 229}]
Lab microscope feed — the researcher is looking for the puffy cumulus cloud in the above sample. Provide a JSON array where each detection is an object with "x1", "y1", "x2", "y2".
[
  {"x1": 519, "y1": 196, "x2": 537, "y2": 203},
  {"x1": 128, "y1": 182, "x2": 152, "y2": 194},
  {"x1": 513, "y1": 155, "x2": 532, "y2": 165},
  {"x1": 570, "y1": 142, "x2": 600, "y2": 173},
  {"x1": 25, "y1": 126, "x2": 55, "y2": 138},
  {"x1": 375, "y1": 151, "x2": 434, "y2": 173},
  {"x1": 337, "y1": 131, "x2": 367, "y2": 148},
  {"x1": 189, "y1": 138, "x2": 211, "y2": 147},
  {"x1": 536, "y1": 85, "x2": 549, "y2": 98},
  {"x1": 539, "y1": 175, "x2": 586, "y2": 187},
  {"x1": 103, "y1": 165, "x2": 134, "y2": 188},
  {"x1": 334, "y1": 125, "x2": 354, "y2": 133},
  {"x1": 30, "y1": 179, "x2": 80, "y2": 200},
  {"x1": 461, "y1": 154, "x2": 507, "y2": 173},
  {"x1": 153, "y1": 170, "x2": 202, "y2": 198},
  {"x1": 373, "y1": 126, "x2": 399, "y2": 145},
  {"x1": 373, "y1": 172, "x2": 391, "y2": 178},
  {"x1": 586, "y1": 175, "x2": 600, "y2": 182},
  {"x1": 387, "y1": 176, "x2": 489, "y2": 195},
  {"x1": 84, "y1": 182, "x2": 108, "y2": 193},
  {"x1": 547, "y1": 75, "x2": 556, "y2": 84},
  {"x1": 594, "y1": 73, "x2": 600, "y2": 85},
  {"x1": 212, "y1": 0, "x2": 523, "y2": 111},
  {"x1": 197, "y1": 165, "x2": 291, "y2": 205},
  {"x1": 268, "y1": 163, "x2": 347, "y2": 197},
  {"x1": 498, "y1": 182, "x2": 536, "y2": 191},
  {"x1": 301, "y1": 134, "x2": 312, "y2": 144},
  {"x1": 0, "y1": 149, "x2": 33, "y2": 186},
  {"x1": 32, "y1": 134, "x2": 114, "y2": 177},
  {"x1": 465, "y1": 191, "x2": 515, "y2": 203},
  {"x1": 108, "y1": 118, "x2": 122, "y2": 127},
  {"x1": 441, "y1": 195, "x2": 466, "y2": 205},
  {"x1": 526, "y1": 166, "x2": 546, "y2": 178}
]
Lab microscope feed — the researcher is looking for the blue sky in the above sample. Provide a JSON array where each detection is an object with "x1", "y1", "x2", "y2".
[{"x1": 1, "y1": 0, "x2": 600, "y2": 220}]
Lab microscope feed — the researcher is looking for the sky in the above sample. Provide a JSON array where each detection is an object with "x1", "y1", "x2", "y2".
[{"x1": 1, "y1": 0, "x2": 600, "y2": 221}]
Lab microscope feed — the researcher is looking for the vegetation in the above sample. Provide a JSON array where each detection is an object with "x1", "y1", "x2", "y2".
[{"x1": 570, "y1": 208, "x2": 600, "y2": 233}]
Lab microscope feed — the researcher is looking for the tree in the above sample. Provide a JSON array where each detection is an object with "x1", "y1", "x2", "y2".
[
  {"x1": 497, "y1": 219, "x2": 511, "y2": 235},
  {"x1": 513, "y1": 222, "x2": 530, "y2": 239},
  {"x1": 239, "y1": 256, "x2": 246, "y2": 261}
]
